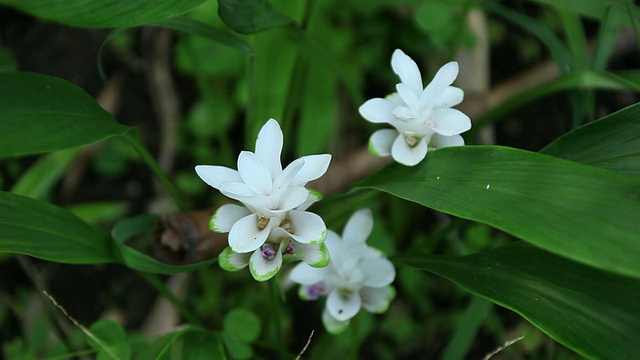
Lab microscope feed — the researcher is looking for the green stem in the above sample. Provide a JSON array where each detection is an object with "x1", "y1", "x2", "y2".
[
  {"x1": 269, "y1": 276, "x2": 287, "y2": 358},
  {"x1": 137, "y1": 271, "x2": 200, "y2": 326},
  {"x1": 124, "y1": 129, "x2": 187, "y2": 212}
]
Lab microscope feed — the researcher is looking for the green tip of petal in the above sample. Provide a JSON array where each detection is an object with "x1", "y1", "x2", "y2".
[
  {"x1": 308, "y1": 188, "x2": 323, "y2": 201},
  {"x1": 209, "y1": 213, "x2": 221, "y2": 233},
  {"x1": 308, "y1": 243, "x2": 330, "y2": 268},
  {"x1": 368, "y1": 139, "x2": 381, "y2": 157},
  {"x1": 219, "y1": 247, "x2": 249, "y2": 272},
  {"x1": 249, "y1": 263, "x2": 280, "y2": 282}
]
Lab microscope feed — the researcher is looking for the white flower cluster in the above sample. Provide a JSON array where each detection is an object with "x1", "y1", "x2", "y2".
[
  {"x1": 195, "y1": 119, "x2": 331, "y2": 281},
  {"x1": 359, "y1": 49, "x2": 471, "y2": 166}
]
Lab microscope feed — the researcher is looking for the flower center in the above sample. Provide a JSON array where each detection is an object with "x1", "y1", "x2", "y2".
[
  {"x1": 257, "y1": 216, "x2": 269, "y2": 230},
  {"x1": 404, "y1": 135, "x2": 419, "y2": 148},
  {"x1": 306, "y1": 283, "x2": 325, "y2": 300},
  {"x1": 261, "y1": 242, "x2": 278, "y2": 260},
  {"x1": 281, "y1": 219, "x2": 295, "y2": 234},
  {"x1": 284, "y1": 241, "x2": 295, "y2": 254}
]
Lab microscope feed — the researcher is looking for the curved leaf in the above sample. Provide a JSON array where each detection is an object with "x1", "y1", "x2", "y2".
[
  {"x1": 0, "y1": 191, "x2": 115, "y2": 263},
  {"x1": 400, "y1": 242, "x2": 640, "y2": 359},
  {"x1": 542, "y1": 102, "x2": 640, "y2": 178},
  {"x1": 111, "y1": 215, "x2": 217, "y2": 274},
  {"x1": 0, "y1": 0, "x2": 207, "y2": 28},
  {"x1": 217, "y1": 0, "x2": 292, "y2": 34},
  {"x1": 0, "y1": 72, "x2": 131, "y2": 159},
  {"x1": 359, "y1": 146, "x2": 640, "y2": 279}
]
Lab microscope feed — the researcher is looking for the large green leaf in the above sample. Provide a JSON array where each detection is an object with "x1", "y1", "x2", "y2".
[
  {"x1": 0, "y1": 72, "x2": 131, "y2": 159},
  {"x1": 542, "y1": 102, "x2": 640, "y2": 178},
  {"x1": 400, "y1": 242, "x2": 640, "y2": 359},
  {"x1": 0, "y1": 191, "x2": 115, "y2": 263},
  {"x1": 0, "y1": 0, "x2": 207, "y2": 28},
  {"x1": 217, "y1": 0, "x2": 292, "y2": 34},
  {"x1": 359, "y1": 146, "x2": 640, "y2": 279}
]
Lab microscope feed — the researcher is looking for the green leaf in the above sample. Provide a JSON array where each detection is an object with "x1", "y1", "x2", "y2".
[
  {"x1": 87, "y1": 320, "x2": 131, "y2": 360},
  {"x1": 542, "y1": 102, "x2": 640, "y2": 178},
  {"x1": 0, "y1": 72, "x2": 131, "y2": 159},
  {"x1": 223, "y1": 309, "x2": 261, "y2": 343},
  {"x1": 181, "y1": 328, "x2": 226, "y2": 360},
  {"x1": 0, "y1": 191, "x2": 115, "y2": 263},
  {"x1": 153, "y1": 16, "x2": 253, "y2": 54},
  {"x1": 10, "y1": 149, "x2": 80, "y2": 200},
  {"x1": 0, "y1": 0, "x2": 207, "y2": 28},
  {"x1": 111, "y1": 215, "x2": 217, "y2": 274},
  {"x1": 400, "y1": 242, "x2": 640, "y2": 359},
  {"x1": 441, "y1": 297, "x2": 493, "y2": 360},
  {"x1": 359, "y1": 146, "x2": 640, "y2": 279},
  {"x1": 217, "y1": 0, "x2": 293, "y2": 34}
]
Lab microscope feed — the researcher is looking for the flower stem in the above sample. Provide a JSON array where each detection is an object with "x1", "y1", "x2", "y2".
[
  {"x1": 124, "y1": 128, "x2": 187, "y2": 212},
  {"x1": 269, "y1": 276, "x2": 287, "y2": 358}
]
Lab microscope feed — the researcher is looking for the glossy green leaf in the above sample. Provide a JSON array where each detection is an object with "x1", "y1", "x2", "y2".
[
  {"x1": 0, "y1": 191, "x2": 115, "y2": 263},
  {"x1": 359, "y1": 146, "x2": 640, "y2": 279},
  {"x1": 111, "y1": 215, "x2": 217, "y2": 274},
  {"x1": 217, "y1": 0, "x2": 292, "y2": 34},
  {"x1": 400, "y1": 242, "x2": 640, "y2": 359},
  {"x1": 87, "y1": 320, "x2": 131, "y2": 360},
  {"x1": 153, "y1": 16, "x2": 253, "y2": 54},
  {"x1": 11, "y1": 149, "x2": 80, "y2": 200},
  {"x1": 542, "y1": 102, "x2": 640, "y2": 178},
  {"x1": 0, "y1": 72, "x2": 131, "y2": 159},
  {"x1": 0, "y1": 0, "x2": 207, "y2": 28}
]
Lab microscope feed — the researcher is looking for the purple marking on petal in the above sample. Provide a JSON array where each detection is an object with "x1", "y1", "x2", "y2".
[
  {"x1": 261, "y1": 243, "x2": 278, "y2": 260},
  {"x1": 285, "y1": 241, "x2": 295, "y2": 254},
  {"x1": 306, "y1": 283, "x2": 326, "y2": 300}
]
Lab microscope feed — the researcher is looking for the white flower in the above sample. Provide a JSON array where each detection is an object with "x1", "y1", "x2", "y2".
[
  {"x1": 289, "y1": 208, "x2": 396, "y2": 333},
  {"x1": 359, "y1": 49, "x2": 471, "y2": 166},
  {"x1": 195, "y1": 118, "x2": 331, "y2": 281}
]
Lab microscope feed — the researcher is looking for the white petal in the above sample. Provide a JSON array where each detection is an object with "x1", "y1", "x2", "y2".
[
  {"x1": 295, "y1": 189, "x2": 322, "y2": 212},
  {"x1": 194, "y1": 165, "x2": 241, "y2": 189},
  {"x1": 219, "y1": 181, "x2": 255, "y2": 198},
  {"x1": 279, "y1": 186, "x2": 309, "y2": 211},
  {"x1": 430, "y1": 108, "x2": 471, "y2": 136},
  {"x1": 342, "y1": 208, "x2": 373, "y2": 245},
  {"x1": 396, "y1": 83, "x2": 419, "y2": 110},
  {"x1": 218, "y1": 247, "x2": 250, "y2": 271},
  {"x1": 391, "y1": 49, "x2": 423, "y2": 95},
  {"x1": 210, "y1": 204, "x2": 251, "y2": 233},
  {"x1": 292, "y1": 242, "x2": 330, "y2": 268},
  {"x1": 430, "y1": 133, "x2": 465, "y2": 148},
  {"x1": 273, "y1": 158, "x2": 305, "y2": 193},
  {"x1": 392, "y1": 106, "x2": 413, "y2": 120},
  {"x1": 249, "y1": 242, "x2": 284, "y2": 282},
  {"x1": 255, "y1": 118, "x2": 283, "y2": 179},
  {"x1": 327, "y1": 289, "x2": 361, "y2": 322},
  {"x1": 435, "y1": 86, "x2": 464, "y2": 108},
  {"x1": 287, "y1": 210, "x2": 327, "y2": 244},
  {"x1": 228, "y1": 214, "x2": 270, "y2": 253},
  {"x1": 291, "y1": 154, "x2": 331, "y2": 186},
  {"x1": 289, "y1": 261, "x2": 329, "y2": 285},
  {"x1": 359, "y1": 98, "x2": 397, "y2": 124},
  {"x1": 361, "y1": 286, "x2": 396, "y2": 313},
  {"x1": 369, "y1": 129, "x2": 398, "y2": 156},
  {"x1": 391, "y1": 135, "x2": 428, "y2": 166},
  {"x1": 360, "y1": 258, "x2": 396, "y2": 287},
  {"x1": 237, "y1": 151, "x2": 272, "y2": 196},
  {"x1": 322, "y1": 308, "x2": 350, "y2": 334},
  {"x1": 419, "y1": 61, "x2": 459, "y2": 111}
]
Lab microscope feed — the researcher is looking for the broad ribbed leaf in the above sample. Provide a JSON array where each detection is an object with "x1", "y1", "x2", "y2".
[
  {"x1": 217, "y1": 0, "x2": 292, "y2": 34},
  {"x1": 153, "y1": 17, "x2": 253, "y2": 54},
  {"x1": 0, "y1": 191, "x2": 115, "y2": 263},
  {"x1": 0, "y1": 72, "x2": 131, "y2": 159},
  {"x1": 400, "y1": 242, "x2": 640, "y2": 359},
  {"x1": 0, "y1": 0, "x2": 207, "y2": 28},
  {"x1": 542, "y1": 102, "x2": 640, "y2": 178},
  {"x1": 359, "y1": 146, "x2": 640, "y2": 279}
]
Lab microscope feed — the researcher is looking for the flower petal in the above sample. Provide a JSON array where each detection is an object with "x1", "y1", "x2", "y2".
[
  {"x1": 292, "y1": 242, "x2": 330, "y2": 268},
  {"x1": 391, "y1": 134, "x2": 428, "y2": 166},
  {"x1": 360, "y1": 257, "x2": 396, "y2": 287},
  {"x1": 430, "y1": 133, "x2": 465, "y2": 148},
  {"x1": 249, "y1": 242, "x2": 284, "y2": 282},
  {"x1": 327, "y1": 288, "x2": 361, "y2": 322},
  {"x1": 291, "y1": 154, "x2": 331, "y2": 186},
  {"x1": 298, "y1": 283, "x2": 327, "y2": 300},
  {"x1": 287, "y1": 210, "x2": 327, "y2": 244},
  {"x1": 359, "y1": 98, "x2": 397, "y2": 124},
  {"x1": 435, "y1": 86, "x2": 464, "y2": 108},
  {"x1": 273, "y1": 158, "x2": 304, "y2": 193},
  {"x1": 219, "y1": 181, "x2": 255, "y2": 198},
  {"x1": 289, "y1": 262, "x2": 330, "y2": 285},
  {"x1": 218, "y1": 247, "x2": 250, "y2": 271},
  {"x1": 430, "y1": 108, "x2": 471, "y2": 136},
  {"x1": 391, "y1": 49, "x2": 423, "y2": 95},
  {"x1": 419, "y1": 61, "x2": 459, "y2": 111},
  {"x1": 295, "y1": 189, "x2": 323, "y2": 212},
  {"x1": 369, "y1": 129, "x2": 398, "y2": 157},
  {"x1": 322, "y1": 308, "x2": 350, "y2": 334},
  {"x1": 279, "y1": 186, "x2": 309, "y2": 211},
  {"x1": 255, "y1": 118, "x2": 283, "y2": 179},
  {"x1": 228, "y1": 213, "x2": 270, "y2": 253},
  {"x1": 195, "y1": 165, "x2": 241, "y2": 189},
  {"x1": 396, "y1": 83, "x2": 419, "y2": 111},
  {"x1": 211, "y1": 204, "x2": 251, "y2": 233},
  {"x1": 342, "y1": 208, "x2": 373, "y2": 245},
  {"x1": 361, "y1": 286, "x2": 396, "y2": 313},
  {"x1": 238, "y1": 151, "x2": 272, "y2": 196}
]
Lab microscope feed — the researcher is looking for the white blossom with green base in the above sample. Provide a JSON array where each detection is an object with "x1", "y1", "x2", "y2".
[
  {"x1": 289, "y1": 208, "x2": 396, "y2": 333},
  {"x1": 359, "y1": 49, "x2": 471, "y2": 166},
  {"x1": 195, "y1": 118, "x2": 331, "y2": 281}
]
